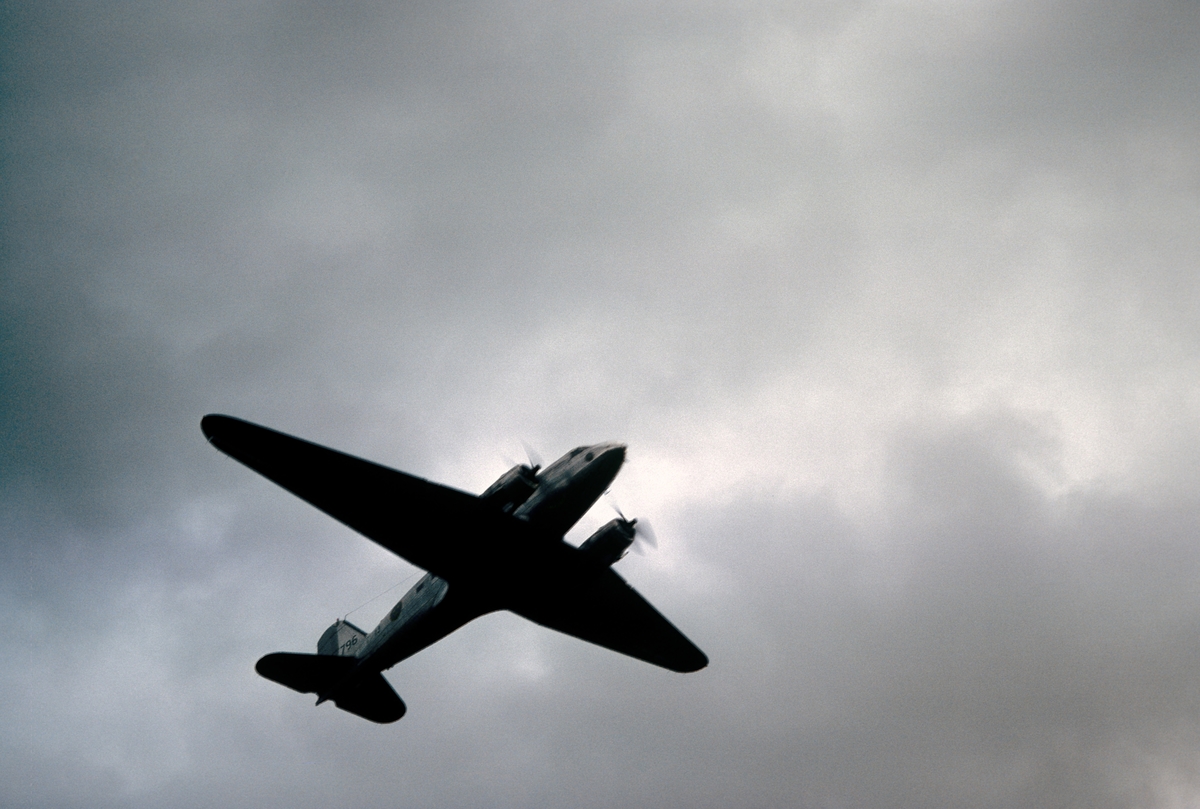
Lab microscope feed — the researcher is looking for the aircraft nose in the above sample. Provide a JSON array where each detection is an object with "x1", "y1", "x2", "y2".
[
  {"x1": 595, "y1": 443, "x2": 625, "y2": 473},
  {"x1": 597, "y1": 442, "x2": 624, "y2": 459}
]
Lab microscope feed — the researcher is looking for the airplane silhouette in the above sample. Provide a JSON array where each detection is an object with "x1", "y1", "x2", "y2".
[{"x1": 201, "y1": 415, "x2": 707, "y2": 723}]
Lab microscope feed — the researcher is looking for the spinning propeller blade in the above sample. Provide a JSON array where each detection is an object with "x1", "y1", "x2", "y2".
[
  {"x1": 612, "y1": 502, "x2": 656, "y2": 555},
  {"x1": 520, "y1": 441, "x2": 543, "y2": 471}
]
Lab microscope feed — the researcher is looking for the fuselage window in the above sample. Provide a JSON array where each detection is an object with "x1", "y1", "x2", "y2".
[{"x1": 585, "y1": 452, "x2": 594, "y2": 461}]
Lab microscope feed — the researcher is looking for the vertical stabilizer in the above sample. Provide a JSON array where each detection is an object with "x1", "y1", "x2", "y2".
[{"x1": 317, "y1": 618, "x2": 367, "y2": 657}]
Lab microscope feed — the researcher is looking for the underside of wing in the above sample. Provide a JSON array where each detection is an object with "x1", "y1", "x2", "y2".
[
  {"x1": 201, "y1": 414, "x2": 520, "y2": 580},
  {"x1": 507, "y1": 568, "x2": 708, "y2": 673}
]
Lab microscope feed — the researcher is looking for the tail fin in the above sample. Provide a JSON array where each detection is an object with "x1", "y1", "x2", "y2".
[
  {"x1": 317, "y1": 618, "x2": 367, "y2": 657},
  {"x1": 256, "y1": 652, "x2": 406, "y2": 723}
]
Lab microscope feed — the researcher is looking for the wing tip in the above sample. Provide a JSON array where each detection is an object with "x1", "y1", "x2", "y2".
[
  {"x1": 200, "y1": 413, "x2": 233, "y2": 443},
  {"x1": 675, "y1": 648, "x2": 709, "y2": 673}
]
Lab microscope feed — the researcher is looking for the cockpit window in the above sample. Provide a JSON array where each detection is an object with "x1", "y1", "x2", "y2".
[
  {"x1": 570, "y1": 447, "x2": 584, "y2": 457},
  {"x1": 390, "y1": 601, "x2": 403, "y2": 621},
  {"x1": 585, "y1": 451, "x2": 594, "y2": 461}
]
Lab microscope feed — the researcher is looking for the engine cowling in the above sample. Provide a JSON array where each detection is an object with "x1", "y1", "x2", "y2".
[
  {"x1": 480, "y1": 464, "x2": 539, "y2": 514},
  {"x1": 578, "y1": 518, "x2": 637, "y2": 566}
]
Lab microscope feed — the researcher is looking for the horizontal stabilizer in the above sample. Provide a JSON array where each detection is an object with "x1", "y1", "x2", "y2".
[
  {"x1": 257, "y1": 652, "x2": 355, "y2": 693},
  {"x1": 257, "y1": 652, "x2": 406, "y2": 723},
  {"x1": 328, "y1": 670, "x2": 408, "y2": 724}
]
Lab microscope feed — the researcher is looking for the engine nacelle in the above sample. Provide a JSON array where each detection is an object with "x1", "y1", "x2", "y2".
[
  {"x1": 578, "y1": 518, "x2": 637, "y2": 566},
  {"x1": 480, "y1": 464, "x2": 539, "y2": 514}
]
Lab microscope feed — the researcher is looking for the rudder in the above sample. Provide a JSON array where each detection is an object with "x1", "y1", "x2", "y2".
[{"x1": 317, "y1": 618, "x2": 367, "y2": 657}]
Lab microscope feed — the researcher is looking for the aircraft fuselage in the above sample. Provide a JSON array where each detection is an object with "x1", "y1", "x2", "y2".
[{"x1": 340, "y1": 441, "x2": 626, "y2": 677}]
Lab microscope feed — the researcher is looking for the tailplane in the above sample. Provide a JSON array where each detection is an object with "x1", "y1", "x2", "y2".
[{"x1": 256, "y1": 652, "x2": 406, "y2": 723}]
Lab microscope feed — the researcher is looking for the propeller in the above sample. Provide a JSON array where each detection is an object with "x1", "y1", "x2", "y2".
[
  {"x1": 612, "y1": 503, "x2": 657, "y2": 555},
  {"x1": 520, "y1": 441, "x2": 543, "y2": 471},
  {"x1": 501, "y1": 444, "x2": 541, "y2": 476}
]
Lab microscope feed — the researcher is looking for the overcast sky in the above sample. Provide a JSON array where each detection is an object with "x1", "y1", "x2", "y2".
[{"x1": 3, "y1": 1, "x2": 1200, "y2": 807}]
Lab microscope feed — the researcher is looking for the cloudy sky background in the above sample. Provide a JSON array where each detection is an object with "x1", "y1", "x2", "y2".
[{"x1": 3, "y1": 1, "x2": 1200, "y2": 806}]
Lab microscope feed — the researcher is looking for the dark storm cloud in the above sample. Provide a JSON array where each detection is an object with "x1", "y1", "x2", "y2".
[{"x1": 3, "y1": 0, "x2": 1200, "y2": 807}]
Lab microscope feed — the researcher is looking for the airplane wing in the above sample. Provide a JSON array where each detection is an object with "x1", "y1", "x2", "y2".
[
  {"x1": 201, "y1": 414, "x2": 524, "y2": 580},
  {"x1": 506, "y1": 567, "x2": 708, "y2": 673}
]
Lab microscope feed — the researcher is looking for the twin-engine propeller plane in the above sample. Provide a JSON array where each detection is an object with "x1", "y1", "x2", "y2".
[{"x1": 201, "y1": 415, "x2": 707, "y2": 723}]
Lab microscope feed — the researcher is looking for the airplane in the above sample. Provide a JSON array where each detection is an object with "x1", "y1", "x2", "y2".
[{"x1": 200, "y1": 414, "x2": 707, "y2": 723}]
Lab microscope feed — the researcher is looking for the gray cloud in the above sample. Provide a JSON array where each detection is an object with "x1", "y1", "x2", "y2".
[{"x1": 4, "y1": 1, "x2": 1200, "y2": 806}]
